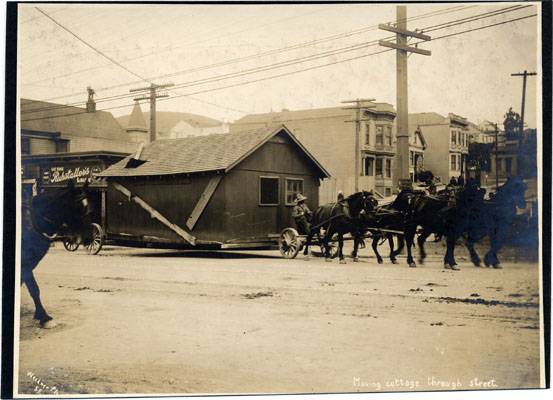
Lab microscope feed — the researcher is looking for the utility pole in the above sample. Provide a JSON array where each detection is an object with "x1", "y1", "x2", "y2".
[
  {"x1": 130, "y1": 83, "x2": 174, "y2": 142},
  {"x1": 343, "y1": 98, "x2": 376, "y2": 192},
  {"x1": 379, "y1": 6, "x2": 431, "y2": 188},
  {"x1": 511, "y1": 70, "x2": 537, "y2": 144}
]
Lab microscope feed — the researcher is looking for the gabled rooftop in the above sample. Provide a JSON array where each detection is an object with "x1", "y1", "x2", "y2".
[{"x1": 98, "y1": 125, "x2": 330, "y2": 178}]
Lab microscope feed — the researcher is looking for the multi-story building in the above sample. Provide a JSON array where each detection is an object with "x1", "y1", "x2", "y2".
[
  {"x1": 408, "y1": 112, "x2": 469, "y2": 184},
  {"x1": 408, "y1": 127, "x2": 427, "y2": 182},
  {"x1": 231, "y1": 101, "x2": 397, "y2": 203}
]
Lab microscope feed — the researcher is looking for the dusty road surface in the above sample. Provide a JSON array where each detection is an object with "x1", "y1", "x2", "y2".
[{"x1": 17, "y1": 242, "x2": 542, "y2": 395}]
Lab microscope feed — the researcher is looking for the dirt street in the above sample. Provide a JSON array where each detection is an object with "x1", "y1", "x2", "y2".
[{"x1": 17, "y1": 242, "x2": 542, "y2": 395}]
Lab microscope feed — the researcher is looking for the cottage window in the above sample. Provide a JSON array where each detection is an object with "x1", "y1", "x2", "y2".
[
  {"x1": 451, "y1": 131, "x2": 456, "y2": 146},
  {"x1": 450, "y1": 154, "x2": 456, "y2": 171},
  {"x1": 385, "y1": 159, "x2": 392, "y2": 178},
  {"x1": 385, "y1": 126, "x2": 393, "y2": 145},
  {"x1": 363, "y1": 157, "x2": 374, "y2": 176},
  {"x1": 375, "y1": 158, "x2": 383, "y2": 177},
  {"x1": 285, "y1": 178, "x2": 304, "y2": 206},
  {"x1": 376, "y1": 126, "x2": 384, "y2": 145},
  {"x1": 457, "y1": 155, "x2": 461, "y2": 171},
  {"x1": 410, "y1": 151, "x2": 414, "y2": 167},
  {"x1": 365, "y1": 124, "x2": 371, "y2": 145},
  {"x1": 259, "y1": 176, "x2": 279, "y2": 206}
]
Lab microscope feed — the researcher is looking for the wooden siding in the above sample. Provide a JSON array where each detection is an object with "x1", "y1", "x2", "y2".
[
  {"x1": 106, "y1": 174, "x2": 226, "y2": 242},
  {"x1": 221, "y1": 132, "x2": 321, "y2": 240}
]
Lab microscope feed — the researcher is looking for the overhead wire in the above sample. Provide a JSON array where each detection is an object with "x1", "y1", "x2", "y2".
[
  {"x1": 21, "y1": 12, "x2": 538, "y2": 123},
  {"x1": 22, "y1": 5, "x2": 533, "y2": 115},
  {"x1": 21, "y1": 3, "x2": 475, "y2": 103}
]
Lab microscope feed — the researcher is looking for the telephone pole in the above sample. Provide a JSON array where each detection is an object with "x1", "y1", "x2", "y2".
[
  {"x1": 130, "y1": 83, "x2": 174, "y2": 142},
  {"x1": 379, "y1": 6, "x2": 431, "y2": 187},
  {"x1": 511, "y1": 70, "x2": 537, "y2": 145},
  {"x1": 343, "y1": 98, "x2": 376, "y2": 192}
]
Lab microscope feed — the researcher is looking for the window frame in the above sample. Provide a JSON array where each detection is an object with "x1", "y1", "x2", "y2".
[
  {"x1": 375, "y1": 158, "x2": 383, "y2": 177},
  {"x1": 365, "y1": 123, "x2": 371, "y2": 145},
  {"x1": 284, "y1": 177, "x2": 304, "y2": 206},
  {"x1": 375, "y1": 125, "x2": 384, "y2": 145},
  {"x1": 450, "y1": 154, "x2": 457, "y2": 171},
  {"x1": 363, "y1": 156, "x2": 374, "y2": 177},
  {"x1": 385, "y1": 158, "x2": 392, "y2": 178},
  {"x1": 259, "y1": 175, "x2": 280, "y2": 206},
  {"x1": 451, "y1": 130, "x2": 457, "y2": 146},
  {"x1": 385, "y1": 125, "x2": 393, "y2": 145}
]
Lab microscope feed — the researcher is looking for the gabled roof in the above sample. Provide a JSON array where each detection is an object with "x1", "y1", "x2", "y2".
[
  {"x1": 20, "y1": 98, "x2": 128, "y2": 141},
  {"x1": 414, "y1": 128, "x2": 427, "y2": 149},
  {"x1": 98, "y1": 125, "x2": 330, "y2": 178}
]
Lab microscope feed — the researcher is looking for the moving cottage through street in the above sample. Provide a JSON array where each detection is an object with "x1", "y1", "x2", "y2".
[{"x1": 8, "y1": 1, "x2": 546, "y2": 398}]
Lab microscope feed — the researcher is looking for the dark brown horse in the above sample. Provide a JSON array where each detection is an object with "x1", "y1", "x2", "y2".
[
  {"x1": 444, "y1": 176, "x2": 527, "y2": 269},
  {"x1": 303, "y1": 191, "x2": 377, "y2": 263},
  {"x1": 22, "y1": 180, "x2": 93, "y2": 326}
]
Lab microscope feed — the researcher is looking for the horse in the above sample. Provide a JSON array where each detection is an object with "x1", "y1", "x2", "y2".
[
  {"x1": 21, "y1": 180, "x2": 93, "y2": 327},
  {"x1": 444, "y1": 176, "x2": 527, "y2": 269},
  {"x1": 359, "y1": 193, "x2": 412, "y2": 265},
  {"x1": 303, "y1": 191, "x2": 377, "y2": 264}
]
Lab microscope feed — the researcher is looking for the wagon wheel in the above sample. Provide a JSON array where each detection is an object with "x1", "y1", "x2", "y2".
[
  {"x1": 85, "y1": 223, "x2": 104, "y2": 255},
  {"x1": 279, "y1": 228, "x2": 302, "y2": 259},
  {"x1": 62, "y1": 237, "x2": 80, "y2": 252}
]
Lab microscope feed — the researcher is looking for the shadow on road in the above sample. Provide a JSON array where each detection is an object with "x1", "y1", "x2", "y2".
[{"x1": 121, "y1": 250, "x2": 282, "y2": 260}]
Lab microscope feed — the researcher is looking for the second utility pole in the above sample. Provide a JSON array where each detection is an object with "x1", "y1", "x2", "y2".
[
  {"x1": 130, "y1": 83, "x2": 174, "y2": 142},
  {"x1": 379, "y1": 6, "x2": 431, "y2": 186}
]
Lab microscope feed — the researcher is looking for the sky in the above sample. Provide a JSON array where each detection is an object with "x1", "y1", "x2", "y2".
[{"x1": 17, "y1": 2, "x2": 540, "y2": 128}]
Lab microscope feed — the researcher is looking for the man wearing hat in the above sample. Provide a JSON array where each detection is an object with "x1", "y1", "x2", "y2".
[{"x1": 292, "y1": 193, "x2": 312, "y2": 235}]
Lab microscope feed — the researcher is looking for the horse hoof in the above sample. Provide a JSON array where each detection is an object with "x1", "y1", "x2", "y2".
[
  {"x1": 339, "y1": 259, "x2": 347, "y2": 265},
  {"x1": 493, "y1": 265, "x2": 502, "y2": 269},
  {"x1": 353, "y1": 257, "x2": 359, "y2": 263},
  {"x1": 40, "y1": 320, "x2": 57, "y2": 329},
  {"x1": 446, "y1": 264, "x2": 460, "y2": 271},
  {"x1": 409, "y1": 262, "x2": 416, "y2": 268},
  {"x1": 377, "y1": 259, "x2": 383, "y2": 264},
  {"x1": 391, "y1": 259, "x2": 398, "y2": 264}
]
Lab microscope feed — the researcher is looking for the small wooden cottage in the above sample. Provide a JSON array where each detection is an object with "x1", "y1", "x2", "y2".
[{"x1": 98, "y1": 125, "x2": 329, "y2": 249}]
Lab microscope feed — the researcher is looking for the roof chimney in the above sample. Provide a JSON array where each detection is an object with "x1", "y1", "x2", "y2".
[{"x1": 86, "y1": 87, "x2": 96, "y2": 113}]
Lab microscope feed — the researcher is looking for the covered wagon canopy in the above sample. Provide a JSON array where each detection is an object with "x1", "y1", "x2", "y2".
[{"x1": 98, "y1": 124, "x2": 330, "y2": 178}]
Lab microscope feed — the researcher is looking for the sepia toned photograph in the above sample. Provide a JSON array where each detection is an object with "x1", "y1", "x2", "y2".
[{"x1": 3, "y1": 0, "x2": 549, "y2": 397}]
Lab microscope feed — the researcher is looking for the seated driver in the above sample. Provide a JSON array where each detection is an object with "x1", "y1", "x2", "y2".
[{"x1": 292, "y1": 193, "x2": 312, "y2": 235}]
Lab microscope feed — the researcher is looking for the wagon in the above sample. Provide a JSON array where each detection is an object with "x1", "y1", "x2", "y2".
[{"x1": 85, "y1": 125, "x2": 331, "y2": 257}]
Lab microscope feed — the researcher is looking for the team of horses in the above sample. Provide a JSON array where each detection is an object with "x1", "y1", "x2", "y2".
[
  {"x1": 21, "y1": 177, "x2": 527, "y2": 327},
  {"x1": 303, "y1": 177, "x2": 528, "y2": 270}
]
